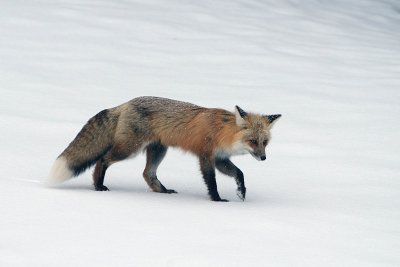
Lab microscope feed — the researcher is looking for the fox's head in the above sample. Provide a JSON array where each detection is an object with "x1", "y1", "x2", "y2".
[{"x1": 235, "y1": 105, "x2": 281, "y2": 161}]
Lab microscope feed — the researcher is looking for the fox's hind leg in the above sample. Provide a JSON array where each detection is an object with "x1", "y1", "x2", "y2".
[
  {"x1": 143, "y1": 142, "x2": 177, "y2": 194},
  {"x1": 93, "y1": 159, "x2": 109, "y2": 191},
  {"x1": 93, "y1": 140, "x2": 143, "y2": 191}
]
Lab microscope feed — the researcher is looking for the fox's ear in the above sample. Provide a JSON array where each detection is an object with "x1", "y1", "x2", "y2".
[
  {"x1": 265, "y1": 114, "x2": 282, "y2": 127},
  {"x1": 235, "y1": 105, "x2": 247, "y2": 127}
]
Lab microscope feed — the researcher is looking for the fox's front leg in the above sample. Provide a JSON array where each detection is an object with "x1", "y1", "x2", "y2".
[
  {"x1": 199, "y1": 156, "x2": 228, "y2": 202},
  {"x1": 215, "y1": 158, "x2": 246, "y2": 201}
]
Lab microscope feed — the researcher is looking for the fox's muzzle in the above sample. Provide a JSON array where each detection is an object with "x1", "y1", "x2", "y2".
[{"x1": 250, "y1": 150, "x2": 266, "y2": 161}]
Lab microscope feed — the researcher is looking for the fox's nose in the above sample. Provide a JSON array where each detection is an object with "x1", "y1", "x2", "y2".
[{"x1": 260, "y1": 155, "x2": 266, "y2": 161}]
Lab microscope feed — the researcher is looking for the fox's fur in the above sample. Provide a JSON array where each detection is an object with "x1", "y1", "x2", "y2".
[{"x1": 47, "y1": 96, "x2": 281, "y2": 201}]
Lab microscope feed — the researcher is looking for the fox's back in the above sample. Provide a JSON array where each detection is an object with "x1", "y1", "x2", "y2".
[{"x1": 119, "y1": 96, "x2": 238, "y2": 155}]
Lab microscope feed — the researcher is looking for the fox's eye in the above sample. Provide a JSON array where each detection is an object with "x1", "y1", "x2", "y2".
[
  {"x1": 263, "y1": 140, "x2": 267, "y2": 146},
  {"x1": 250, "y1": 140, "x2": 258, "y2": 145}
]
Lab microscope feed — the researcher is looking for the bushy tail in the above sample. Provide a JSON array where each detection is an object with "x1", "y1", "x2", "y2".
[{"x1": 46, "y1": 109, "x2": 118, "y2": 185}]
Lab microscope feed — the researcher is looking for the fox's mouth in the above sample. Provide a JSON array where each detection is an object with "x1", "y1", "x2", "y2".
[{"x1": 249, "y1": 151, "x2": 266, "y2": 161}]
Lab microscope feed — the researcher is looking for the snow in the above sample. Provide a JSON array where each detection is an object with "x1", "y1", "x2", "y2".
[{"x1": 1, "y1": 0, "x2": 399, "y2": 266}]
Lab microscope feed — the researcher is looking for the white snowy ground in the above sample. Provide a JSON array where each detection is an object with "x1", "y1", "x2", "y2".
[{"x1": 1, "y1": 0, "x2": 399, "y2": 266}]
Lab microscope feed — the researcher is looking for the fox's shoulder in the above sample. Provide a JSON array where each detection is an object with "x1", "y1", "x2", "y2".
[{"x1": 202, "y1": 108, "x2": 236, "y2": 123}]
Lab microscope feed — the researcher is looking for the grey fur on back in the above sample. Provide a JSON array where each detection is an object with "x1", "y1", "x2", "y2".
[{"x1": 127, "y1": 96, "x2": 204, "y2": 114}]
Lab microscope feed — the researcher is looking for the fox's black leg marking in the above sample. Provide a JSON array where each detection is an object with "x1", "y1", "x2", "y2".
[
  {"x1": 200, "y1": 156, "x2": 228, "y2": 202},
  {"x1": 94, "y1": 141, "x2": 145, "y2": 191},
  {"x1": 143, "y1": 142, "x2": 177, "y2": 194},
  {"x1": 93, "y1": 159, "x2": 109, "y2": 191},
  {"x1": 215, "y1": 158, "x2": 246, "y2": 200}
]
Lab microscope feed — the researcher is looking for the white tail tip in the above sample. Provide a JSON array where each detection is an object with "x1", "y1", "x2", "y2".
[{"x1": 45, "y1": 156, "x2": 73, "y2": 185}]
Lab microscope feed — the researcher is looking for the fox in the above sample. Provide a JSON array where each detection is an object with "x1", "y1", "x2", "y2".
[{"x1": 46, "y1": 96, "x2": 281, "y2": 201}]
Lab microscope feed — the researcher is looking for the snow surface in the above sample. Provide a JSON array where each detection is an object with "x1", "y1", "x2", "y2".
[{"x1": 1, "y1": 0, "x2": 400, "y2": 266}]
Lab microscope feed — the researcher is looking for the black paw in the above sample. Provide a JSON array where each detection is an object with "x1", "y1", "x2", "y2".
[
  {"x1": 165, "y1": 189, "x2": 177, "y2": 194},
  {"x1": 95, "y1": 185, "x2": 109, "y2": 191},
  {"x1": 211, "y1": 197, "x2": 229, "y2": 202}
]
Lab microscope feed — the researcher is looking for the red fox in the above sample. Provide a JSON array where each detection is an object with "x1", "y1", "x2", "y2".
[{"x1": 47, "y1": 96, "x2": 281, "y2": 201}]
